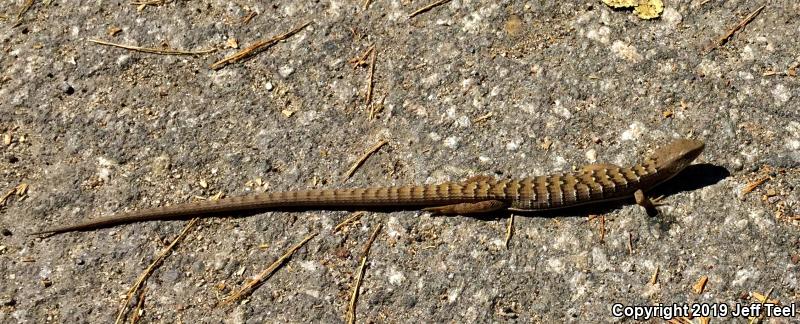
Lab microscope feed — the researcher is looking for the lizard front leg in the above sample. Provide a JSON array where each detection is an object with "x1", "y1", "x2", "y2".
[{"x1": 634, "y1": 189, "x2": 666, "y2": 216}]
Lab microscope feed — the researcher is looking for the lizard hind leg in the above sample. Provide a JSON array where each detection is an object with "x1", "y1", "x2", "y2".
[{"x1": 423, "y1": 200, "x2": 508, "y2": 216}]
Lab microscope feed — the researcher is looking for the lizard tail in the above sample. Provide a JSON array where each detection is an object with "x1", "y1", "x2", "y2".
[{"x1": 32, "y1": 183, "x2": 486, "y2": 235}]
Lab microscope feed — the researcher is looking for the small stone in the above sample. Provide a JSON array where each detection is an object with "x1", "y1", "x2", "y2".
[
  {"x1": 225, "y1": 38, "x2": 239, "y2": 49},
  {"x1": 107, "y1": 26, "x2": 122, "y2": 37},
  {"x1": 506, "y1": 139, "x2": 522, "y2": 151},
  {"x1": 503, "y1": 14, "x2": 523, "y2": 37},
  {"x1": 161, "y1": 270, "x2": 180, "y2": 283},
  {"x1": 772, "y1": 84, "x2": 791, "y2": 106},
  {"x1": 662, "y1": 8, "x2": 682, "y2": 26},
  {"x1": 456, "y1": 116, "x2": 471, "y2": 128},
  {"x1": 235, "y1": 266, "x2": 246, "y2": 276},
  {"x1": 540, "y1": 138, "x2": 553, "y2": 150},
  {"x1": 278, "y1": 65, "x2": 295, "y2": 78},
  {"x1": 444, "y1": 136, "x2": 460, "y2": 149},
  {"x1": 730, "y1": 158, "x2": 744, "y2": 172},
  {"x1": 117, "y1": 54, "x2": 132, "y2": 68},
  {"x1": 585, "y1": 149, "x2": 597, "y2": 162},
  {"x1": 265, "y1": 81, "x2": 274, "y2": 91},
  {"x1": 192, "y1": 261, "x2": 205, "y2": 273},
  {"x1": 151, "y1": 155, "x2": 172, "y2": 177},
  {"x1": 61, "y1": 83, "x2": 75, "y2": 95},
  {"x1": 1, "y1": 296, "x2": 16, "y2": 306}
]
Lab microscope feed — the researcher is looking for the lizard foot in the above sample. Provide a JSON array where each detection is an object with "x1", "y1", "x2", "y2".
[
  {"x1": 634, "y1": 189, "x2": 664, "y2": 216},
  {"x1": 650, "y1": 195, "x2": 667, "y2": 207}
]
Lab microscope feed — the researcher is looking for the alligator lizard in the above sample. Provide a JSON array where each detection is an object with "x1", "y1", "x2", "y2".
[{"x1": 34, "y1": 139, "x2": 704, "y2": 235}]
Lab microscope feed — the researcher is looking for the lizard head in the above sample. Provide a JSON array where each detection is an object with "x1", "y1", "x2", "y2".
[{"x1": 649, "y1": 139, "x2": 705, "y2": 174}]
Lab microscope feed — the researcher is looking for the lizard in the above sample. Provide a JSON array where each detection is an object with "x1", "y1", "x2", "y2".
[{"x1": 33, "y1": 138, "x2": 705, "y2": 235}]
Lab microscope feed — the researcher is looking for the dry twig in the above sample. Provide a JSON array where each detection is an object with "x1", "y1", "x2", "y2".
[
  {"x1": 704, "y1": 5, "x2": 766, "y2": 54},
  {"x1": 129, "y1": 288, "x2": 147, "y2": 324},
  {"x1": 348, "y1": 45, "x2": 374, "y2": 68},
  {"x1": 222, "y1": 232, "x2": 317, "y2": 306},
  {"x1": 364, "y1": 49, "x2": 377, "y2": 115},
  {"x1": 131, "y1": 0, "x2": 167, "y2": 11},
  {"x1": 343, "y1": 140, "x2": 388, "y2": 181},
  {"x1": 741, "y1": 176, "x2": 769, "y2": 197},
  {"x1": 627, "y1": 232, "x2": 634, "y2": 254},
  {"x1": 114, "y1": 218, "x2": 199, "y2": 324},
  {"x1": 0, "y1": 188, "x2": 14, "y2": 206},
  {"x1": 587, "y1": 214, "x2": 606, "y2": 242},
  {"x1": 334, "y1": 211, "x2": 366, "y2": 233},
  {"x1": 409, "y1": 0, "x2": 452, "y2": 18},
  {"x1": 472, "y1": 112, "x2": 494, "y2": 124},
  {"x1": 347, "y1": 224, "x2": 382, "y2": 324},
  {"x1": 368, "y1": 95, "x2": 385, "y2": 120},
  {"x1": 17, "y1": 0, "x2": 34, "y2": 19},
  {"x1": 211, "y1": 22, "x2": 311, "y2": 70},
  {"x1": 13, "y1": 0, "x2": 34, "y2": 26},
  {"x1": 504, "y1": 214, "x2": 514, "y2": 249},
  {"x1": 1, "y1": 183, "x2": 28, "y2": 206},
  {"x1": 692, "y1": 275, "x2": 708, "y2": 294},
  {"x1": 88, "y1": 39, "x2": 216, "y2": 55},
  {"x1": 649, "y1": 266, "x2": 659, "y2": 285},
  {"x1": 241, "y1": 11, "x2": 257, "y2": 24},
  {"x1": 748, "y1": 288, "x2": 774, "y2": 324},
  {"x1": 762, "y1": 62, "x2": 798, "y2": 77}
]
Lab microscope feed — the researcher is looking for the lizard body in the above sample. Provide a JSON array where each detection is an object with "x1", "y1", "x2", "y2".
[{"x1": 34, "y1": 139, "x2": 704, "y2": 235}]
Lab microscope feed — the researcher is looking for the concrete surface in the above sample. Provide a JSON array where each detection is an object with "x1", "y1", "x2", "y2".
[{"x1": 1, "y1": 0, "x2": 798, "y2": 322}]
